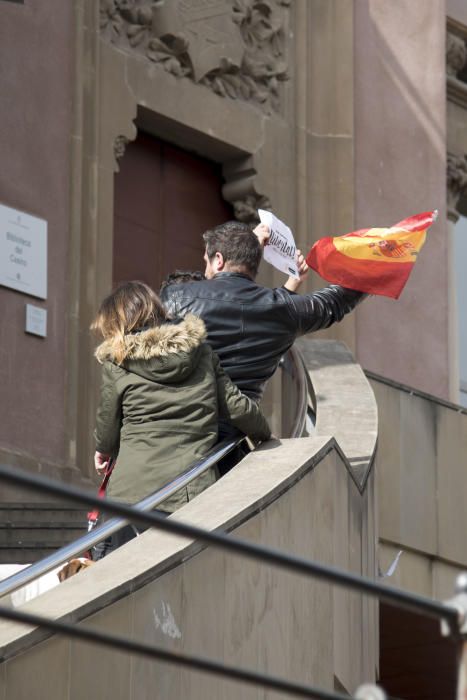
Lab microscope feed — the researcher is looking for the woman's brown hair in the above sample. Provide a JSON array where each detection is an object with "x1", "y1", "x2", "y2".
[{"x1": 91, "y1": 281, "x2": 167, "y2": 363}]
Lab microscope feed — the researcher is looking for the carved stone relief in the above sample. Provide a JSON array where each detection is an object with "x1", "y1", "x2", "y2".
[
  {"x1": 221, "y1": 156, "x2": 272, "y2": 223},
  {"x1": 100, "y1": 0, "x2": 290, "y2": 112},
  {"x1": 114, "y1": 134, "x2": 130, "y2": 164},
  {"x1": 446, "y1": 30, "x2": 467, "y2": 79},
  {"x1": 447, "y1": 152, "x2": 467, "y2": 222},
  {"x1": 233, "y1": 193, "x2": 271, "y2": 223}
]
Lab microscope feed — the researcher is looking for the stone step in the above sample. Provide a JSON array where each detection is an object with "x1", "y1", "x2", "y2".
[
  {"x1": 0, "y1": 504, "x2": 91, "y2": 564},
  {"x1": 0, "y1": 524, "x2": 86, "y2": 545},
  {"x1": 1, "y1": 504, "x2": 88, "y2": 524},
  {"x1": 0, "y1": 546, "x2": 82, "y2": 565}
]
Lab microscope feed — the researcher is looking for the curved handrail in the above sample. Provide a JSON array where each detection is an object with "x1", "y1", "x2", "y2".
[
  {"x1": 0, "y1": 346, "x2": 311, "y2": 600},
  {"x1": 279, "y1": 344, "x2": 313, "y2": 438},
  {"x1": 285, "y1": 345, "x2": 310, "y2": 437}
]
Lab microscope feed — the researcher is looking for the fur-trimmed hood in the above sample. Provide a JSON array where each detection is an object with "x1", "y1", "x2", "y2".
[{"x1": 95, "y1": 314, "x2": 207, "y2": 384}]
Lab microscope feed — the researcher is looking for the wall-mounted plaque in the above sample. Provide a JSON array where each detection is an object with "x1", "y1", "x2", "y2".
[
  {"x1": 0, "y1": 203, "x2": 47, "y2": 299},
  {"x1": 25, "y1": 304, "x2": 47, "y2": 338}
]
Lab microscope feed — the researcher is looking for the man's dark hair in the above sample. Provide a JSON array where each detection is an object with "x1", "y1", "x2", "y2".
[
  {"x1": 159, "y1": 270, "x2": 205, "y2": 292},
  {"x1": 203, "y1": 221, "x2": 262, "y2": 278}
]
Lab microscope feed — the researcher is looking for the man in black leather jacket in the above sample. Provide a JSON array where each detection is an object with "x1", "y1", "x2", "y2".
[{"x1": 160, "y1": 221, "x2": 366, "y2": 402}]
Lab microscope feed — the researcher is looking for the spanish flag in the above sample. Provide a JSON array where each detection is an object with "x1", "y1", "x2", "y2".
[{"x1": 306, "y1": 210, "x2": 437, "y2": 299}]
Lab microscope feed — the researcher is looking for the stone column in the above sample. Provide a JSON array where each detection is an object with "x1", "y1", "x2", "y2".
[
  {"x1": 354, "y1": 0, "x2": 448, "y2": 398},
  {"x1": 294, "y1": 0, "x2": 357, "y2": 352},
  {"x1": 447, "y1": 152, "x2": 467, "y2": 402}
]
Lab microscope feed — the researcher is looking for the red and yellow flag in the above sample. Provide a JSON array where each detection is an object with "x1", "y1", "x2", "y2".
[{"x1": 306, "y1": 211, "x2": 437, "y2": 299}]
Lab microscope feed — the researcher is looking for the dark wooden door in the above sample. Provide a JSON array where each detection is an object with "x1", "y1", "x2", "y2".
[
  {"x1": 379, "y1": 604, "x2": 458, "y2": 699},
  {"x1": 113, "y1": 132, "x2": 233, "y2": 290}
]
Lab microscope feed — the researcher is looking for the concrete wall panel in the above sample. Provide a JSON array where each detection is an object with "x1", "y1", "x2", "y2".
[
  {"x1": 4, "y1": 634, "x2": 70, "y2": 700},
  {"x1": 69, "y1": 595, "x2": 133, "y2": 700},
  {"x1": 436, "y1": 407, "x2": 467, "y2": 563},
  {"x1": 373, "y1": 374, "x2": 467, "y2": 576}
]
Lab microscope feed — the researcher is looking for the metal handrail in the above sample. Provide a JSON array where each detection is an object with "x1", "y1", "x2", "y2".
[
  {"x1": 0, "y1": 437, "x2": 242, "y2": 600},
  {"x1": 0, "y1": 347, "x2": 310, "y2": 600},
  {"x1": 282, "y1": 345, "x2": 310, "y2": 438},
  {"x1": 0, "y1": 462, "x2": 461, "y2": 632}
]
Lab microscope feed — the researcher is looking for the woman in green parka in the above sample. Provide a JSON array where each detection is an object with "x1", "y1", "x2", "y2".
[{"x1": 92, "y1": 280, "x2": 271, "y2": 530}]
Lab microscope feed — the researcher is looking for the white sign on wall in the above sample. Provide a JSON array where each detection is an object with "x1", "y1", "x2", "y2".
[
  {"x1": 25, "y1": 304, "x2": 47, "y2": 338},
  {"x1": 0, "y1": 203, "x2": 47, "y2": 299}
]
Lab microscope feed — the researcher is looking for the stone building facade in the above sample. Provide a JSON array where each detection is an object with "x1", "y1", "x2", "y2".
[
  {"x1": 0, "y1": 2, "x2": 467, "y2": 697},
  {"x1": 0, "y1": 0, "x2": 466, "y2": 485}
]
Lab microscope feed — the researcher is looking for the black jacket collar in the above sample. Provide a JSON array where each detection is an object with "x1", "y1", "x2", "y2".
[{"x1": 212, "y1": 271, "x2": 254, "y2": 282}]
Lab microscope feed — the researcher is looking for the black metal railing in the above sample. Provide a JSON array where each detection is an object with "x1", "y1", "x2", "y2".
[{"x1": 0, "y1": 463, "x2": 463, "y2": 699}]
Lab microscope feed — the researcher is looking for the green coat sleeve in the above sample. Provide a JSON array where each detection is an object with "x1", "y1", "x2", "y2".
[
  {"x1": 212, "y1": 351, "x2": 271, "y2": 441},
  {"x1": 94, "y1": 362, "x2": 123, "y2": 456}
]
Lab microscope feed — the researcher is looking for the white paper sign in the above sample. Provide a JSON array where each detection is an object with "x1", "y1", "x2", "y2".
[
  {"x1": 0, "y1": 203, "x2": 47, "y2": 299},
  {"x1": 258, "y1": 209, "x2": 299, "y2": 279}
]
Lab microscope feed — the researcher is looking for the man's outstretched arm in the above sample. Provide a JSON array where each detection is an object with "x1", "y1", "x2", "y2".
[
  {"x1": 287, "y1": 284, "x2": 367, "y2": 335},
  {"x1": 252, "y1": 222, "x2": 367, "y2": 333}
]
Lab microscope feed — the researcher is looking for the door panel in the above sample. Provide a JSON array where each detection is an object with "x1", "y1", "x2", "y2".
[
  {"x1": 379, "y1": 604, "x2": 458, "y2": 699},
  {"x1": 113, "y1": 132, "x2": 233, "y2": 291}
]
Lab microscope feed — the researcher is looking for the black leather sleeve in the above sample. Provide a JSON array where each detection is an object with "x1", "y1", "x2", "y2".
[{"x1": 285, "y1": 285, "x2": 367, "y2": 336}]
